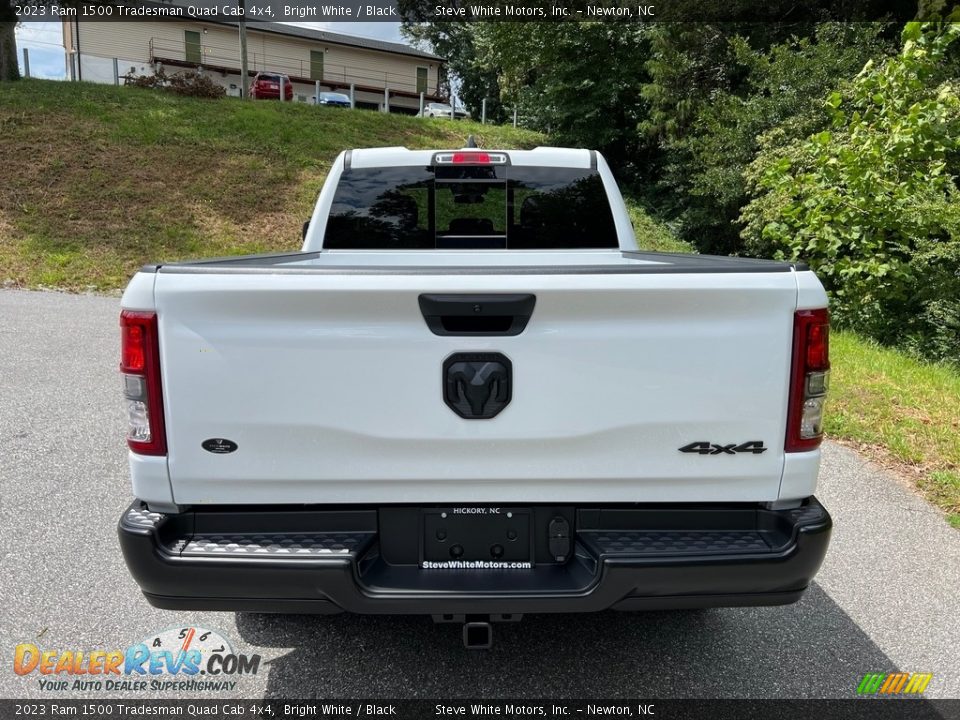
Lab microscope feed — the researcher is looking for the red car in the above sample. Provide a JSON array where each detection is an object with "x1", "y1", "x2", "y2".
[{"x1": 249, "y1": 72, "x2": 294, "y2": 101}]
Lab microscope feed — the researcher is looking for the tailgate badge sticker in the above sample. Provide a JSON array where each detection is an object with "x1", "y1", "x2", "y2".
[
  {"x1": 679, "y1": 441, "x2": 767, "y2": 455},
  {"x1": 202, "y1": 438, "x2": 238, "y2": 454},
  {"x1": 444, "y1": 353, "x2": 512, "y2": 419}
]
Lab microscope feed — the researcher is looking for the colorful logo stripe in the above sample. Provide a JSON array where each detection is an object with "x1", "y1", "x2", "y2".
[{"x1": 857, "y1": 673, "x2": 933, "y2": 695}]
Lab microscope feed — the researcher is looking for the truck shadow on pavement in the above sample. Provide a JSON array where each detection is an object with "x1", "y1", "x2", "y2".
[{"x1": 235, "y1": 583, "x2": 891, "y2": 698}]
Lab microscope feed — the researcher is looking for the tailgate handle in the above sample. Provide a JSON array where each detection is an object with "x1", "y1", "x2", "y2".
[{"x1": 419, "y1": 294, "x2": 536, "y2": 336}]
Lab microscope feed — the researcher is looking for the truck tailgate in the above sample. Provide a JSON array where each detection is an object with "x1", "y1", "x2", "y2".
[{"x1": 154, "y1": 269, "x2": 798, "y2": 504}]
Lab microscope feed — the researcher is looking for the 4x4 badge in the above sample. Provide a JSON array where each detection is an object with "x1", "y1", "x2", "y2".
[{"x1": 679, "y1": 441, "x2": 767, "y2": 455}]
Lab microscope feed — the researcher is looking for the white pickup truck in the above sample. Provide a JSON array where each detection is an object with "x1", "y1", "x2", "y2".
[{"x1": 118, "y1": 146, "x2": 831, "y2": 648}]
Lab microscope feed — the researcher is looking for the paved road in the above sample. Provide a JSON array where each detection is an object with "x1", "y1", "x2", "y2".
[{"x1": 1, "y1": 289, "x2": 957, "y2": 700}]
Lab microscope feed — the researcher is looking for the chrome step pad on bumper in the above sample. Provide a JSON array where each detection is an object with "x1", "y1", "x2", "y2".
[
  {"x1": 174, "y1": 533, "x2": 372, "y2": 558},
  {"x1": 122, "y1": 504, "x2": 376, "y2": 561},
  {"x1": 581, "y1": 530, "x2": 773, "y2": 556}
]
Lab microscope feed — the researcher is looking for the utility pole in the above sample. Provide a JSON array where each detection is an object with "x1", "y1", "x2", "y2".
[{"x1": 238, "y1": 0, "x2": 249, "y2": 99}]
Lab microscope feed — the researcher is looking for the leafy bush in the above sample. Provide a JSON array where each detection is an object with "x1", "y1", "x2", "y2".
[
  {"x1": 123, "y1": 68, "x2": 225, "y2": 99},
  {"x1": 741, "y1": 21, "x2": 960, "y2": 364}
]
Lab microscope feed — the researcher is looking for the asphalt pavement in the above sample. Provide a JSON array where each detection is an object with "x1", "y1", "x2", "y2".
[{"x1": 1, "y1": 288, "x2": 957, "y2": 699}]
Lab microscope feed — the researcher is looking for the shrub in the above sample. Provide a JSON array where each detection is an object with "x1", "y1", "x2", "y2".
[
  {"x1": 122, "y1": 69, "x2": 165, "y2": 90},
  {"x1": 741, "y1": 21, "x2": 960, "y2": 364},
  {"x1": 166, "y1": 71, "x2": 226, "y2": 99},
  {"x1": 123, "y1": 68, "x2": 225, "y2": 99}
]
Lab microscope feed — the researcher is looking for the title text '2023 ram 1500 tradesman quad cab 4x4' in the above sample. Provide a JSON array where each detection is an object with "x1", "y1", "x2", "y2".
[{"x1": 118, "y1": 146, "x2": 831, "y2": 648}]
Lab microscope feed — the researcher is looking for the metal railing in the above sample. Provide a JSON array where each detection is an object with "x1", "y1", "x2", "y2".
[{"x1": 148, "y1": 37, "x2": 436, "y2": 96}]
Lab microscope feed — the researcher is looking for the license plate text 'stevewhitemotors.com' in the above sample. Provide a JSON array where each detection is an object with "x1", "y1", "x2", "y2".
[{"x1": 421, "y1": 508, "x2": 533, "y2": 569}]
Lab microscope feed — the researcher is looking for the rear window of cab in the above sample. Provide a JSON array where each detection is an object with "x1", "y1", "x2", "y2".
[{"x1": 324, "y1": 165, "x2": 618, "y2": 250}]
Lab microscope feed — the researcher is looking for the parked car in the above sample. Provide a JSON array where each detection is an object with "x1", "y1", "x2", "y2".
[
  {"x1": 118, "y1": 145, "x2": 832, "y2": 649},
  {"x1": 249, "y1": 72, "x2": 293, "y2": 101},
  {"x1": 317, "y1": 91, "x2": 351, "y2": 108},
  {"x1": 418, "y1": 102, "x2": 467, "y2": 119}
]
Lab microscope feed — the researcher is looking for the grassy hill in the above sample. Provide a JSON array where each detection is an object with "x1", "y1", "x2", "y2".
[
  {"x1": 7, "y1": 80, "x2": 951, "y2": 525},
  {"x1": 0, "y1": 79, "x2": 689, "y2": 290}
]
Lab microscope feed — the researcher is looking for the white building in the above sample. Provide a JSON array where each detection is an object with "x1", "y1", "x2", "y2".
[{"x1": 61, "y1": 20, "x2": 446, "y2": 113}]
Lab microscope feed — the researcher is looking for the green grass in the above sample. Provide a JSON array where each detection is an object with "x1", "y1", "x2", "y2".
[
  {"x1": 625, "y1": 202, "x2": 694, "y2": 254},
  {"x1": 0, "y1": 79, "x2": 544, "y2": 289},
  {"x1": 0, "y1": 78, "x2": 682, "y2": 289},
  {"x1": 827, "y1": 331, "x2": 960, "y2": 526}
]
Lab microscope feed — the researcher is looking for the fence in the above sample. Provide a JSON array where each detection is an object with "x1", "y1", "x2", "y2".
[
  {"x1": 22, "y1": 47, "x2": 522, "y2": 126},
  {"x1": 148, "y1": 37, "x2": 433, "y2": 97}
]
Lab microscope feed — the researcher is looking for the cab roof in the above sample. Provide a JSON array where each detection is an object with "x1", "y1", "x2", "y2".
[{"x1": 347, "y1": 146, "x2": 594, "y2": 169}]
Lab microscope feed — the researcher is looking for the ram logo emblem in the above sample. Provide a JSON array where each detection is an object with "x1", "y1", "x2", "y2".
[{"x1": 443, "y1": 353, "x2": 512, "y2": 419}]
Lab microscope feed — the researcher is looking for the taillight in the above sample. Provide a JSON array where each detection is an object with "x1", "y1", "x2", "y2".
[
  {"x1": 786, "y1": 308, "x2": 830, "y2": 452},
  {"x1": 120, "y1": 310, "x2": 166, "y2": 455}
]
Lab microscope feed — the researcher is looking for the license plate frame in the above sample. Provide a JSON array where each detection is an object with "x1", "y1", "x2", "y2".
[{"x1": 421, "y1": 507, "x2": 533, "y2": 566}]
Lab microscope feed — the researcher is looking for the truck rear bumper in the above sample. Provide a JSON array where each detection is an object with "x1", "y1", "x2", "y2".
[{"x1": 118, "y1": 499, "x2": 831, "y2": 615}]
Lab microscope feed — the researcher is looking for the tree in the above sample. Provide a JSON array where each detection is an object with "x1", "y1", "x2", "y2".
[
  {"x1": 471, "y1": 23, "x2": 656, "y2": 179},
  {"x1": 398, "y1": 16, "x2": 658, "y2": 175},
  {"x1": 1, "y1": 0, "x2": 20, "y2": 82},
  {"x1": 1, "y1": 0, "x2": 101, "y2": 82},
  {"x1": 641, "y1": 22, "x2": 897, "y2": 254},
  {"x1": 398, "y1": 3, "x2": 505, "y2": 121}
]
